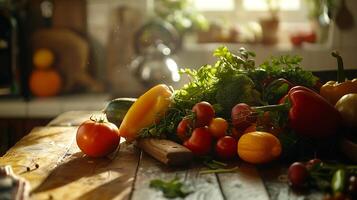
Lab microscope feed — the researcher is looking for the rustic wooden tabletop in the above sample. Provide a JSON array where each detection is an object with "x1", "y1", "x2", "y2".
[{"x1": 0, "y1": 111, "x2": 325, "y2": 200}]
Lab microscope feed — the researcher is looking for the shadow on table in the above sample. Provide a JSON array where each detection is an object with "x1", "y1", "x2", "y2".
[{"x1": 32, "y1": 148, "x2": 138, "y2": 199}]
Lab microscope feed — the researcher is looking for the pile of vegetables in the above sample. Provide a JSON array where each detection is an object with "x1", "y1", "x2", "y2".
[
  {"x1": 135, "y1": 47, "x2": 321, "y2": 140},
  {"x1": 75, "y1": 46, "x2": 357, "y2": 198},
  {"x1": 118, "y1": 46, "x2": 344, "y2": 162}
]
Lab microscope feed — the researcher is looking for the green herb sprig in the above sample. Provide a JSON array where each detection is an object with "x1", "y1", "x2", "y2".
[{"x1": 149, "y1": 177, "x2": 192, "y2": 198}]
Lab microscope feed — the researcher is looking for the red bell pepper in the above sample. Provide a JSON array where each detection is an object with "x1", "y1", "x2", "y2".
[
  {"x1": 287, "y1": 86, "x2": 342, "y2": 138},
  {"x1": 255, "y1": 86, "x2": 342, "y2": 138}
]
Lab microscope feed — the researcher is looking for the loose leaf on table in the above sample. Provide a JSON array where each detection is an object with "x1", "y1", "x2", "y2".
[{"x1": 149, "y1": 178, "x2": 192, "y2": 198}]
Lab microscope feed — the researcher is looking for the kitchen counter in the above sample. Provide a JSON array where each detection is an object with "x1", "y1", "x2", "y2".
[
  {"x1": 0, "y1": 93, "x2": 110, "y2": 118},
  {"x1": 0, "y1": 111, "x2": 325, "y2": 200}
]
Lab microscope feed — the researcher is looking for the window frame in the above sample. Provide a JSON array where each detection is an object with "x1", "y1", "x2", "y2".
[{"x1": 195, "y1": 0, "x2": 309, "y2": 24}]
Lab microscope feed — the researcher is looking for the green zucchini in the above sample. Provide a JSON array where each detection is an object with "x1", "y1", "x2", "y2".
[{"x1": 104, "y1": 98, "x2": 136, "y2": 126}]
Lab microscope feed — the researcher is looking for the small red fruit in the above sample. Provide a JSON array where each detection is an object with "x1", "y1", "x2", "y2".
[
  {"x1": 231, "y1": 103, "x2": 256, "y2": 132},
  {"x1": 192, "y1": 101, "x2": 215, "y2": 127},
  {"x1": 215, "y1": 136, "x2": 237, "y2": 160},
  {"x1": 288, "y1": 162, "x2": 309, "y2": 188},
  {"x1": 184, "y1": 127, "x2": 212, "y2": 156},
  {"x1": 176, "y1": 118, "x2": 193, "y2": 142}
]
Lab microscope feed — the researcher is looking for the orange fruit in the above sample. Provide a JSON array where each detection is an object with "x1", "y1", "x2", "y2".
[
  {"x1": 33, "y1": 48, "x2": 55, "y2": 69},
  {"x1": 237, "y1": 131, "x2": 281, "y2": 164},
  {"x1": 29, "y1": 69, "x2": 62, "y2": 97},
  {"x1": 208, "y1": 117, "x2": 228, "y2": 138}
]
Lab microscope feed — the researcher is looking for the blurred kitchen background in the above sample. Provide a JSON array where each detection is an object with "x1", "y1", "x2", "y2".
[{"x1": 1, "y1": 0, "x2": 357, "y2": 154}]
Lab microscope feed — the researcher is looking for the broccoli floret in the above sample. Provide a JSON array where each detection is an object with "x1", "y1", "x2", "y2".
[{"x1": 215, "y1": 74, "x2": 262, "y2": 116}]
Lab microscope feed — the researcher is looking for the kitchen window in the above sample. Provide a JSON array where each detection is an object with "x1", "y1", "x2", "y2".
[
  {"x1": 193, "y1": 0, "x2": 307, "y2": 21},
  {"x1": 192, "y1": 0, "x2": 316, "y2": 45}
]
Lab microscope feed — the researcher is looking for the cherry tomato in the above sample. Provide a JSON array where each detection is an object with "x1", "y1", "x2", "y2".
[
  {"x1": 184, "y1": 127, "x2": 212, "y2": 156},
  {"x1": 231, "y1": 103, "x2": 256, "y2": 132},
  {"x1": 231, "y1": 127, "x2": 243, "y2": 140},
  {"x1": 192, "y1": 101, "x2": 215, "y2": 127},
  {"x1": 215, "y1": 136, "x2": 237, "y2": 160},
  {"x1": 288, "y1": 162, "x2": 309, "y2": 188},
  {"x1": 208, "y1": 117, "x2": 228, "y2": 138},
  {"x1": 76, "y1": 119, "x2": 120, "y2": 157},
  {"x1": 305, "y1": 158, "x2": 322, "y2": 170},
  {"x1": 176, "y1": 118, "x2": 193, "y2": 142}
]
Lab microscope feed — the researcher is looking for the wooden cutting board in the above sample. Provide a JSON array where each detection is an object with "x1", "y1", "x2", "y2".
[{"x1": 31, "y1": 29, "x2": 103, "y2": 93}]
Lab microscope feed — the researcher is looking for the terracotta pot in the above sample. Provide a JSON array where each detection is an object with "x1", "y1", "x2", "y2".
[{"x1": 259, "y1": 17, "x2": 279, "y2": 45}]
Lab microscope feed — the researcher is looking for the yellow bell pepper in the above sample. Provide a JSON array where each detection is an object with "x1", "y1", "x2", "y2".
[
  {"x1": 119, "y1": 84, "x2": 173, "y2": 141},
  {"x1": 320, "y1": 51, "x2": 357, "y2": 105}
]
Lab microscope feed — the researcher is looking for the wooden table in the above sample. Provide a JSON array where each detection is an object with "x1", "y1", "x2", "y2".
[{"x1": 0, "y1": 111, "x2": 324, "y2": 200}]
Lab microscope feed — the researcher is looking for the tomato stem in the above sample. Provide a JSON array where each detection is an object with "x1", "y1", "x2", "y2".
[
  {"x1": 90, "y1": 115, "x2": 96, "y2": 122},
  {"x1": 89, "y1": 114, "x2": 106, "y2": 123}
]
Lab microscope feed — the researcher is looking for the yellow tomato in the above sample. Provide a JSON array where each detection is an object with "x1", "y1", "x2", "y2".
[
  {"x1": 208, "y1": 117, "x2": 228, "y2": 138},
  {"x1": 237, "y1": 131, "x2": 281, "y2": 164}
]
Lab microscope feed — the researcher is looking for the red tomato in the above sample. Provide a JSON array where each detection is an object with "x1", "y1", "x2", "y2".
[
  {"x1": 215, "y1": 136, "x2": 237, "y2": 160},
  {"x1": 231, "y1": 127, "x2": 243, "y2": 140},
  {"x1": 192, "y1": 101, "x2": 215, "y2": 127},
  {"x1": 231, "y1": 103, "x2": 256, "y2": 132},
  {"x1": 208, "y1": 117, "x2": 228, "y2": 138},
  {"x1": 184, "y1": 127, "x2": 212, "y2": 156},
  {"x1": 176, "y1": 118, "x2": 193, "y2": 142},
  {"x1": 288, "y1": 162, "x2": 309, "y2": 188},
  {"x1": 76, "y1": 119, "x2": 120, "y2": 157}
]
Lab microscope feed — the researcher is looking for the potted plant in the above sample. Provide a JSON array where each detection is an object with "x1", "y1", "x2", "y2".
[{"x1": 259, "y1": 0, "x2": 280, "y2": 45}]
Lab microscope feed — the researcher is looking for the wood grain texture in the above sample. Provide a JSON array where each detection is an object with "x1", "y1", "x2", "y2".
[
  {"x1": 130, "y1": 151, "x2": 187, "y2": 200},
  {"x1": 131, "y1": 154, "x2": 225, "y2": 200},
  {"x1": 0, "y1": 127, "x2": 76, "y2": 191},
  {"x1": 184, "y1": 164, "x2": 225, "y2": 200},
  {"x1": 31, "y1": 141, "x2": 140, "y2": 200},
  {"x1": 217, "y1": 163, "x2": 269, "y2": 200},
  {"x1": 2, "y1": 111, "x2": 303, "y2": 200}
]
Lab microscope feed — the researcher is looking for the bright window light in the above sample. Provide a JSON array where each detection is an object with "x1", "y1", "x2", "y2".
[
  {"x1": 243, "y1": 0, "x2": 300, "y2": 11},
  {"x1": 194, "y1": 0, "x2": 235, "y2": 11}
]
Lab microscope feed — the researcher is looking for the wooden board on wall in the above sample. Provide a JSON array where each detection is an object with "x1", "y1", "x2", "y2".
[{"x1": 52, "y1": 0, "x2": 87, "y2": 36}]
